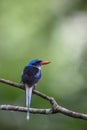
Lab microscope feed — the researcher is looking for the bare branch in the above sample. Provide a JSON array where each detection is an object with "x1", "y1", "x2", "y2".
[
  {"x1": 0, "y1": 78, "x2": 24, "y2": 90},
  {"x1": 0, "y1": 105, "x2": 52, "y2": 114},
  {"x1": 0, "y1": 78, "x2": 87, "y2": 120}
]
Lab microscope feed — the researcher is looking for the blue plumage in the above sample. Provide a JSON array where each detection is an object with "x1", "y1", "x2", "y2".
[
  {"x1": 21, "y1": 58, "x2": 50, "y2": 120},
  {"x1": 22, "y1": 65, "x2": 41, "y2": 87},
  {"x1": 22, "y1": 59, "x2": 42, "y2": 86}
]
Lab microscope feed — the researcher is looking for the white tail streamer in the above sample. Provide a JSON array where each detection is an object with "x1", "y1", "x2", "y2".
[{"x1": 25, "y1": 84, "x2": 33, "y2": 120}]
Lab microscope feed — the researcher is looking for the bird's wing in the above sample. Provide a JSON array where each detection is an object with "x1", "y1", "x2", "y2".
[{"x1": 22, "y1": 66, "x2": 41, "y2": 86}]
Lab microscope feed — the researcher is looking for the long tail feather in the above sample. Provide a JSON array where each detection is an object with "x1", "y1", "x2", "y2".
[{"x1": 25, "y1": 84, "x2": 33, "y2": 120}]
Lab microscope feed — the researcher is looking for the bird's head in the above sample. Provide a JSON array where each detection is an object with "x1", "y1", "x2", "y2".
[{"x1": 26, "y1": 58, "x2": 50, "y2": 68}]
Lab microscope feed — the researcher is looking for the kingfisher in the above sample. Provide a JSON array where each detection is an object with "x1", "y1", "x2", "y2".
[{"x1": 21, "y1": 58, "x2": 50, "y2": 120}]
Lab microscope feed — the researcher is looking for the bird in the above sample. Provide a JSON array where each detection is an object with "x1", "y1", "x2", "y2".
[{"x1": 21, "y1": 58, "x2": 50, "y2": 120}]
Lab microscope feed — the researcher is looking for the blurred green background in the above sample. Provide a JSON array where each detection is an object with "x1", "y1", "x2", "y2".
[{"x1": 0, "y1": 0, "x2": 87, "y2": 129}]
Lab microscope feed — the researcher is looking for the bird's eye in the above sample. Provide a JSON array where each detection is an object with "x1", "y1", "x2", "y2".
[
  {"x1": 36, "y1": 60, "x2": 41, "y2": 63},
  {"x1": 32, "y1": 60, "x2": 42, "y2": 65}
]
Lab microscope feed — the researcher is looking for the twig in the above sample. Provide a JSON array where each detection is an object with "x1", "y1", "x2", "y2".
[{"x1": 0, "y1": 78, "x2": 87, "y2": 120}]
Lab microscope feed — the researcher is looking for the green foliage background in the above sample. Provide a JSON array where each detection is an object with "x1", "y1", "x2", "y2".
[{"x1": 0, "y1": 0, "x2": 87, "y2": 129}]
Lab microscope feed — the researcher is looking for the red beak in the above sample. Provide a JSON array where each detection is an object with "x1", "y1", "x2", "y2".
[{"x1": 40, "y1": 60, "x2": 51, "y2": 65}]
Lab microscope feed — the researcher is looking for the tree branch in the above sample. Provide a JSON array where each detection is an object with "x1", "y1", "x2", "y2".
[{"x1": 0, "y1": 78, "x2": 87, "y2": 120}]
